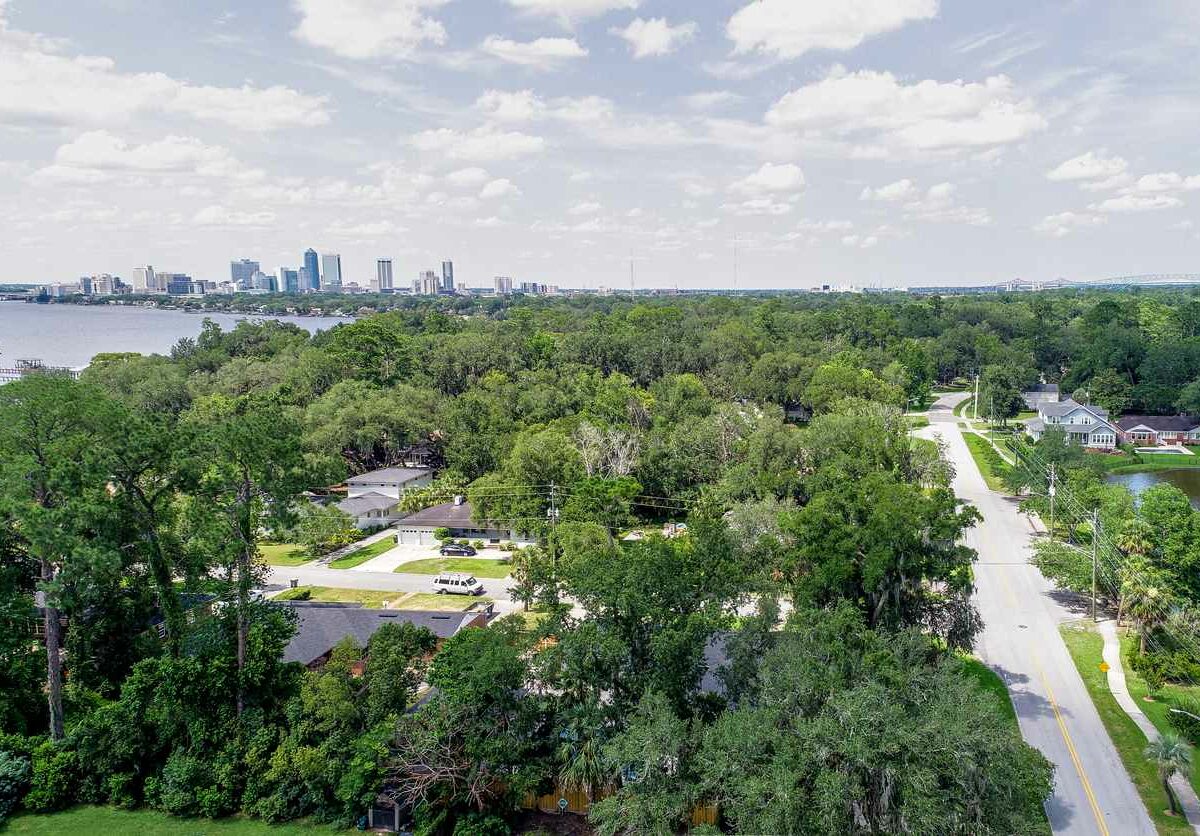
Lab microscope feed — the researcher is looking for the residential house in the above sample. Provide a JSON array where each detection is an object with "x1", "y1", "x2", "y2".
[
  {"x1": 395, "y1": 496, "x2": 536, "y2": 546},
  {"x1": 279, "y1": 601, "x2": 493, "y2": 668},
  {"x1": 1022, "y1": 383, "x2": 1060, "y2": 411},
  {"x1": 1025, "y1": 399, "x2": 1118, "y2": 449},
  {"x1": 1116, "y1": 415, "x2": 1200, "y2": 447},
  {"x1": 336, "y1": 492, "x2": 401, "y2": 529},
  {"x1": 345, "y1": 467, "x2": 433, "y2": 499}
]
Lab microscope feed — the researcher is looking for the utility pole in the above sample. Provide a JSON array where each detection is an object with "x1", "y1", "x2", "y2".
[
  {"x1": 1091, "y1": 509, "x2": 1099, "y2": 622},
  {"x1": 1048, "y1": 463, "x2": 1056, "y2": 541},
  {"x1": 973, "y1": 373, "x2": 980, "y2": 421}
]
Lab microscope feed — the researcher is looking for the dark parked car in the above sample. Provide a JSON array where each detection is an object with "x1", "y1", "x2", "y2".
[{"x1": 439, "y1": 543, "x2": 477, "y2": 556}]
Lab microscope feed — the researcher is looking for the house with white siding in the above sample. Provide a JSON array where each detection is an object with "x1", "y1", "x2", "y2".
[{"x1": 1025, "y1": 399, "x2": 1118, "y2": 449}]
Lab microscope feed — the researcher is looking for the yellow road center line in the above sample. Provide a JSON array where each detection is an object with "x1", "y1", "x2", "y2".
[{"x1": 990, "y1": 562, "x2": 1111, "y2": 836}]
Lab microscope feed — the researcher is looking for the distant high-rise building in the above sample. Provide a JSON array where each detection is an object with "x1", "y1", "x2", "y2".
[
  {"x1": 321, "y1": 253, "x2": 342, "y2": 290},
  {"x1": 278, "y1": 268, "x2": 300, "y2": 294},
  {"x1": 411, "y1": 278, "x2": 421, "y2": 295},
  {"x1": 494, "y1": 276, "x2": 513, "y2": 295},
  {"x1": 231, "y1": 259, "x2": 259, "y2": 289},
  {"x1": 132, "y1": 265, "x2": 157, "y2": 293},
  {"x1": 251, "y1": 270, "x2": 274, "y2": 292},
  {"x1": 419, "y1": 270, "x2": 440, "y2": 295},
  {"x1": 375, "y1": 259, "x2": 394, "y2": 292},
  {"x1": 162, "y1": 273, "x2": 199, "y2": 295},
  {"x1": 441, "y1": 260, "x2": 454, "y2": 292},
  {"x1": 303, "y1": 249, "x2": 320, "y2": 290}
]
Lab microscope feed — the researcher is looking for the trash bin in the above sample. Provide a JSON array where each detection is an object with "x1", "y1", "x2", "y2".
[{"x1": 290, "y1": 578, "x2": 299, "y2": 589}]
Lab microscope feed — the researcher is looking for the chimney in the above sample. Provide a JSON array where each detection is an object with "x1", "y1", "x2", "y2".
[{"x1": 453, "y1": 494, "x2": 464, "y2": 507}]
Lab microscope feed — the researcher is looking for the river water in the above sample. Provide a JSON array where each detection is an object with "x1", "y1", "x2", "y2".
[
  {"x1": 1107, "y1": 468, "x2": 1200, "y2": 509},
  {"x1": 0, "y1": 302, "x2": 347, "y2": 369}
]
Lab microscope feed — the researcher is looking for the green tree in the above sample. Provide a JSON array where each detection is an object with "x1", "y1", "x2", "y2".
[{"x1": 1145, "y1": 733, "x2": 1192, "y2": 818}]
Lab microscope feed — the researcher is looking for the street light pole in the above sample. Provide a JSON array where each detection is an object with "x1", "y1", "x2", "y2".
[
  {"x1": 1091, "y1": 509, "x2": 1099, "y2": 622},
  {"x1": 973, "y1": 373, "x2": 980, "y2": 421},
  {"x1": 1048, "y1": 463, "x2": 1056, "y2": 541}
]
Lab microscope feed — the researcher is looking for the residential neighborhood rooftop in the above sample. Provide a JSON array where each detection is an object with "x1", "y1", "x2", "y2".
[
  {"x1": 346, "y1": 467, "x2": 431, "y2": 485},
  {"x1": 1038, "y1": 399, "x2": 1109, "y2": 419},
  {"x1": 336, "y1": 492, "x2": 398, "y2": 516},
  {"x1": 398, "y1": 500, "x2": 477, "y2": 528},
  {"x1": 279, "y1": 602, "x2": 485, "y2": 666},
  {"x1": 1115, "y1": 415, "x2": 1200, "y2": 432}
]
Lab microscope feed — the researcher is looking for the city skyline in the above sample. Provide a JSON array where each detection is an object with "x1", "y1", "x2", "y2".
[{"x1": 1, "y1": 1, "x2": 1198, "y2": 288}]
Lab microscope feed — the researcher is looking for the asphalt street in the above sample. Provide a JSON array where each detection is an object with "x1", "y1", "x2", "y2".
[{"x1": 922, "y1": 393, "x2": 1152, "y2": 835}]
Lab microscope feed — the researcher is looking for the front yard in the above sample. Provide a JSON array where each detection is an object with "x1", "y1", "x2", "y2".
[
  {"x1": 273, "y1": 585, "x2": 489, "y2": 612},
  {"x1": 257, "y1": 543, "x2": 312, "y2": 566},
  {"x1": 394, "y1": 557, "x2": 512, "y2": 578},
  {"x1": 7, "y1": 806, "x2": 348, "y2": 834},
  {"x1": 327, "y1": 536, "x2": 397, "y2": 569}
]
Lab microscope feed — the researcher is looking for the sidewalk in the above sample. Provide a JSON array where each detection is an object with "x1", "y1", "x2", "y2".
[{"x1": 1098, "y1": 619, "x2": 1200, "y2": 831}]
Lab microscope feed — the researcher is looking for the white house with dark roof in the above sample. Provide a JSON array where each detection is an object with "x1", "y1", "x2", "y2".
[
  {"x1": 336, "y1": 492, "x2": 401, "y2": 529},
  {"x1": 395, "y1": 497, "x2": 535, "y2": 546},
  {"x1": 1116, "y1": 415, "x2": 1200, "y2": 447},
  {"x1": 1025, "y1": 399, "x2": 1118, "y2": 449},
  {"x1": 346, "y1": 467, "x2": 433, "y2": 499}
]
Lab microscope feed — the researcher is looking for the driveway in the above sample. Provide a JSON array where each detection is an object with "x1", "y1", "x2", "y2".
[
  {"x1": 920, "y1": 393, "x2": 1153, "y2": 835},
  {"x1": 348, "y1": 542, "x2": 511, "y2": 573}
]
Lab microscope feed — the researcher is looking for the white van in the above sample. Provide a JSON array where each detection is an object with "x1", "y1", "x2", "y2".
[{"x1": 432, "y1": 573, "x2": 484, "y2": 596}]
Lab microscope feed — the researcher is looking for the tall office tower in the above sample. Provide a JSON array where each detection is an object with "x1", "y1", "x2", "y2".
[
  {"x1": 494, "y1": 275, "x2": 513, "y2": 295},
  {"x1": 420, "y1": 270, "x2": 440, "y2": 295},
  {"x1": 375, "y1": 259, "x2": 394, "y2": 292},
  {"x1": 441, "y1": 260, "x2": 454, "y2": 292},
  {"x1": 411, "y1": 278, "x2": 421, "y2": 294},
  {"x1": 321, "y1": 253, "x2": 342, "y2": 290},
  {"x1": 303, "y1": 249, "x2": 320, "y2": 290},
  {"x1": 132, "y1": 265, "x2": 156, "y2": 292},
  {"x1": 278, "y1": 268, "x2": 300, "y2": 293},
  {"x1": 251, "y1": 270, "x2": 274, "y2": 291},
  {"x1": 230, "y1": 259, "x2": 259, "y2": 289}
]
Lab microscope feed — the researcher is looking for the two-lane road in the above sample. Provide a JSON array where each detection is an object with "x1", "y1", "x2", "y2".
[{"x1": 922, "y1": 394, "x2": 1152, "y2": 835}]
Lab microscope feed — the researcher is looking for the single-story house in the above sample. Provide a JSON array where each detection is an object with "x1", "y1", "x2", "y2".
[
  {"x1": 1022, "y1": 383, "x2": 1060, "y2": 411},
  {"x1": 1116, "y1": 415, "x2": 1200, "y2": 447},
  {"x1": 1025, "y1": 399, "x2": 1118, "y2": 449},
  {"x1": 279, "y1": 601, "x2": 493, "y2": 668},
  {"x1": 336, "y1": 492, "x2": 401, "y2": 529},
  {"x1": 346, "y1": 467, "x2": 433, "y2": 500},
  {"x1": 394, "y1": 497, "x2": 536, "y2": 546}
]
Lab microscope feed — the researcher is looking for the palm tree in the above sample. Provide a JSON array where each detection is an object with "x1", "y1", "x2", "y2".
[
  {"x1": 1146, "y1": 733, "x2": 1192, "y2": 817},
  {"x1": 1122, "y1": 566, "x2": 1175, "y2": 653},
  {"x1": 1117, "y1": 519, "x2": 1155, "y2": 558}
]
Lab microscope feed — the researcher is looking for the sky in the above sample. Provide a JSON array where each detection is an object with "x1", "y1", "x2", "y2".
[{"x1": 1, "y1": 0, "x2": 1198, "y2": 290}]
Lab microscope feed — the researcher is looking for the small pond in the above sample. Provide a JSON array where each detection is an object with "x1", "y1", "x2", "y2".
[{"x1": 1107, "y1": 468, "x2": 1200, "y2": 509}]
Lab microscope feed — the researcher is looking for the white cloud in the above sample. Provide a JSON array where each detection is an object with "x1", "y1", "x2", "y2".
[
  {"x1": 728, "y1": 0, "x2": 938, "y2": 59},
  {"x1": 841, "y1": 234, "x2": 879, "y2": 249},
  {"x1": 1034, "y1": 211, "x2": 1106, "y2": 238},
  {"x1": 1133, "y1": 172, "x2": 1200, "y2": 193},
  {"x1": 475, "y1": 216, "x2": 505, "y2": 227},
  {"x1": 721, "y1": 197, "x2": 793, "y2": 216},
  {"x1": 1092, "y1": 194, "x2": 1184, "y2": 213},
  {"x1": 480, "y1": 178, "x2": 520, "y2": 199},
  {"x1": 291, "y1": 0, "x2": 449, "y2": 59},
  {"x1": 410, "y1": 127, "x2": 546, "y2": 161},
  {"x1": 765, "y1": 67, "x2": 1046, "y2": 157},
  {"x1": 445, "y1": 167, "x2": 491, "y2": 187},
  {"x1": 476, "y1": 89, "x2": 544, "y2": 122},
  {"x1": 568, "y1": 201, "x2": 603, "y2": 215},
  {"x1": 860, "y1": 179, "x2": 917, "y2": 201},
  {"x1": 1046, "y1": 150, "x2": 1128, "y2": 182},
  {"x1": 192, "y1": 205, "x2": 276, "y2": 226},
  {"x1": 611, "y1": 17, "x2": 697, "y2": 58},
  {"x1": 729, "y1": 162, "x2": 806, "y2": 195},
  {"x1": 33, "y1": 131, "x2": 257, "y2": 184},
  {"x1": 506, "y1": 0, "x2": 638, "y2": 26},
  {"x1": 480, "y1": 36, "x2": 587, "y2": 69},
  {"x1": 0, "y1": 18, "x2": 329, "y2": 131},
  {"x1": 327, "y1": 219, "x2": 399, "y2": 237}
]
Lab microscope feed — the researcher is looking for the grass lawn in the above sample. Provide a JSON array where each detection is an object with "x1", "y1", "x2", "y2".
[
  {"x1": 7, "y1": 806, "x2": 347, "y2": 834},
  {"x1": 390, "y1": 592, "x2": 492, "y2": 611},
  {"x1": 1058, "y1": 622, "x2": 1191, "y2": 833},
  {"x1": 959, "y1": 655, "x2": 1018, "y2": 725},
  {"x1": 962, "y1": 432, "x2": 1011, "y2": 493},
  {"x1": 1117, "y1": 631, "x2": 1200, "y2": 800},
  {"x1": 905, "y1": 415, "x2": 930, "y2": 429},
  {"x1": 274, "y1": 585, "x2": 400, "y2": 609},
  {"x1": 256, "y1": 543, "x2": 311, "y2": 567},
  {"x1": 394, "y1": 557, "x2": 512, "y2": 579},
  {"x1": 327, "y1": 536, "x2": 396, "y2": 569},
  {"x1": 953, "y1": 396, "x2": 975, "y2": 418},
  {"x1": 1100, "y1": 452, "x2": 1200, "y2": 475}
]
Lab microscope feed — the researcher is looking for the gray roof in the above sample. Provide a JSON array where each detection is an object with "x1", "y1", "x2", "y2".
[
  {"x1": 1024, "y1": 384, "x2": 1060, "y2": 395},
  {"x1": 346, "y1": 467, "x2": 431, "y2": 485},
  {"x1": 1025, "y1": 417, "x2": 1045, "y2": 433},
  {"x1": 337, "y1": 492, "x2": 397, "y2": 516},
  {"x1": 1117, "y1": 415, "x2": 1200, "y2": 432},
  {"x1": 1039, "y1": 399, "x2": 1109, "y2": 420},
  {"x1": 279, "y1": 602, "x2": 478, "y2": 665},
  {"x1": 398, "y1": 500, "x2": 477, "y2": 528}
]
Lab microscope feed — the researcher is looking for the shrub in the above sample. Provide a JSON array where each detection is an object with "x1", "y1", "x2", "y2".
[
  {"x1": 0, "y1": 751, "x2": 31, "y2": 823},
  {"x1": 472, "y1": 540, "x2": 485, "y2": 550},
  {"x1": 22, "y1": 742, "x2": 78, "y2": 812},
  {"x1": 1167, "y1": 694, "x2": 1200, "y2": 745},
  {"x1": 452, "y1": 812, "x2": 511, "y2": 836}
]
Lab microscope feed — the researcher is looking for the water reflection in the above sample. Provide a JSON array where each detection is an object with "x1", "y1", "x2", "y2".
[{"x1": 1107, "y1": 468, "x2": 1200, "y2": 509}]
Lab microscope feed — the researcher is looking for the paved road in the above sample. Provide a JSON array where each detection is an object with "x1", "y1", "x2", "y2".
[{"x1": 923, "y1": 393, "x2": 1153, "y2": 836}]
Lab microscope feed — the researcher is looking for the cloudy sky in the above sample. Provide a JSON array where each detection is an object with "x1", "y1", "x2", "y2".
[{"x1": 2, "y1": 0, "x2": 1198, "y2": 289}]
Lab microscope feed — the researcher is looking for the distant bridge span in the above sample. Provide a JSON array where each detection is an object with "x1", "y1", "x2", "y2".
[{"x1": 1077, "y1": 273, "x2": 1200, "y2": 288}]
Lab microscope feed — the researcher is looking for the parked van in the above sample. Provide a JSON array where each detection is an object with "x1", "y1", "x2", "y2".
[{"x1": 432, "y1": 573, "x2": 484, "y2": 596}]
